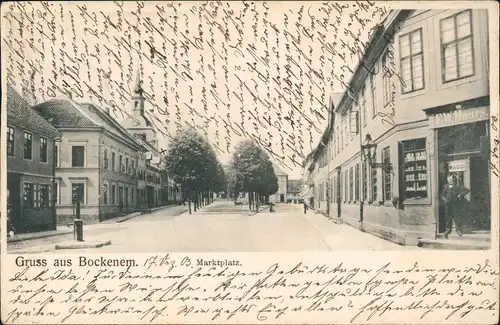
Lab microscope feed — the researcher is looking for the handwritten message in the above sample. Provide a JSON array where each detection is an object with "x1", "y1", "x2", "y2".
[
  {"x1": 3, "y1": 254, "x2": 498, "y2": 324},
  {"x1": 2, "y1": 1, "x2": 389, "y2": 170}
]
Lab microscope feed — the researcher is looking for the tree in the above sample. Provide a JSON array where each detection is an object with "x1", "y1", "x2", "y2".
[
  {"x1": 164, "y1": 128, "x2": 226, "y2": 214},
  {"x1": 229, "y1": 140, "x2": 279, "y2": 211}
]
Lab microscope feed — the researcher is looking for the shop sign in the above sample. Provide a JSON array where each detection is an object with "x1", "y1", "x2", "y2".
[
  {"x1": 429, "y1": 106, "x2": 489, "y2": 129},
  {"x1": 448, "y1": 160, "x2": 468, "y2": 172}
]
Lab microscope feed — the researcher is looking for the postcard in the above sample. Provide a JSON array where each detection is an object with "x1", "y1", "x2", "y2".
[{"x1": 1, "y1": 1, "x2": 498, "y2": 324}]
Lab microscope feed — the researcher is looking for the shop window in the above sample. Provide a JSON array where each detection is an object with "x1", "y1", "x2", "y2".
[
  {"x1": 402, "y1": 138, "x2": 428, "y2": 200},
  {"x1": 440, "y1": 10, "x2": 474, "y2": 82},
  {"x1": 7, "y1": 127, "x2": 14, "y2": 156},
  {"x1": 383, "y1": 147, "x2": 392, "y2": 201},
  {"x1": 24, "y1": 183, "x2": 34, "y2": 209},
  {"x1": 72, "y1": 146, "x2": 85, "y2": 167},
  {"x1": 40, "y1": 184, "x2": 51, "y2": 208},
  {"x1": 24, "y1": 132, "x2": 32, "y2": 160}
]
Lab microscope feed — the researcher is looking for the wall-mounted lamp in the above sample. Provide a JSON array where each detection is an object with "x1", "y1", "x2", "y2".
[{"x1": 361, "y1": 133, "x2": 393, "y2": 174}]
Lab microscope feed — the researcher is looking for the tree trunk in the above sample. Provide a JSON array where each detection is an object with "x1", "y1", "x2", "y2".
[
  {"x1": 248, "y1": 191, "x2": 252, "y2": 211},
  {"x1": 194, "y1": 191, "x2": 198, "y2": 212},
  {"x1": 188, "y1": 195, "x2": 192, "y2": 214}
]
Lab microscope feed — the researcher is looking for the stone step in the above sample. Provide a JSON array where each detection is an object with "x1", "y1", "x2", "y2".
[{"x1": 417, "y1": 238, "x2": 490, "y2": 250}]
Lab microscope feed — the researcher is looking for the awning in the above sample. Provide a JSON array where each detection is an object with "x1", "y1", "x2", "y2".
[{"x1": 298, "y1": 187, "x2": 313, "y2": 198}]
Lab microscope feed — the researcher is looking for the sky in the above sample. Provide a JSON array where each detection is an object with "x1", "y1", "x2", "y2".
[{"x1": 2, "y1": 1, "x2": 388, "y2": 179}]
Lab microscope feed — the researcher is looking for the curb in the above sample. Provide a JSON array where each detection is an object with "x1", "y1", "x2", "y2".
[
  {"x1": 7, "y1": 229, "x2": 73, "y2": 244},
  {"x1": 55, "y1": 240, "x2": 112, "y2": 250}
]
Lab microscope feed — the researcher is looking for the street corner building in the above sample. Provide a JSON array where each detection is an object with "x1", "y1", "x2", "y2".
[
  {"x1": 304, "y1": 9, "x2": 492, "y2": 247},
  {"x1": 20, "y1": 71, "x2": 179, "y2": 229},
  {"x1": 6, "y1": 85, "x2": 61, "y2": 233}
]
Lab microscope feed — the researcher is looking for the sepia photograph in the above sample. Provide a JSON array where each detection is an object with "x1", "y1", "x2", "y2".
[{"x1": 0, "y1": 1, "x2": 498, "y2": 324}]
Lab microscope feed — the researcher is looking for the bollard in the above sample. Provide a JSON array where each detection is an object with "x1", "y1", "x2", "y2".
[
  {"x1": 74, "y1": 219, "x2": 84, "y2": 241},
  {"x1": 73, "y1": 200, "x2": 83, "y2": 241}
]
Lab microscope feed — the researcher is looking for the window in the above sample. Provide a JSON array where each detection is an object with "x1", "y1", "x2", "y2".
[
  {"x1": 40, "y1": 184, "x2": 51, "y2": 208},
  {"x1": 371, "y1": 151, "x2": 378, "y2": 202},
  {"x1": 119, "y1": 155, "x2": 123, "y2": 172},
  {"x1": 125, "y1": 187, "x2": 129, "y2": 206},
  {"x1": 111, "y1": 152, "x2": 116, "y2": 171},
  {"x1": 363, "y1": 160, "x2": 368, "y2": 201},
  {"x1": 440, "y1": 10, "x2": 474, "y2": 82},
  {"x1": 349, "y1": 167, "x2": 354, "y2": 202},
  {"x1": 355, "y1": 164, "x2": 360, "y2": 201},
  {"x1": 7, "y1": 127, "x2": 14, "y2": 156},
  {"x1": 24, "y1": 183, "x2": 34, "y2": 209},
  {"x1": 24, "y1": 132, "x2": 32, "y2": 160},
  {"x1": 131, "y1": 160, "x2": 135, "y2": 175},
  {"x1": 72, "y1": 146, "x2": 85, "y2": 167},
  {"x1": 344, "y1": 171, "x2": 348, "y2": 202},
  {"x1": 54, "y1": 144, "x2": 59, "y2": 167},
  {"x1": 40, "y1": 137, "x2": 48, "y2": 163},
  {"x1": 400, "y1": 28, "x2": 424, "y2": 93},
  {"x1": 370, "y1": 74, "x2": 377, "y2": 117},
  {"x1": 131, "y1": 187, "x2": 135, "y2": 203},
  {"x1": 402, "y1": 138, "x2": 428, "y2": 200},
  {"x1": 104, "y1": 149, "x2": 109, "y2": 169},
  {"x1": 383, "y1": 147, "x2": 391, "y2": 201},
  {"x1": 72, "y1": 183, "x2": 85, "y2": 203},
  {"x1": 382, "y1": 52, "x2": 391, "y2": 107},
  {"x1": 103, "y1": 184, "x2": 108, "y2": 204},
  {"x1": 126, "y1": 157, "x2": 129, "y2": 173},
  {"x1": 360, "y1": 86, "x2": 366, "y2": 126}
]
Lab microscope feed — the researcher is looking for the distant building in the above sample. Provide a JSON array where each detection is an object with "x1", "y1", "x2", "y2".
[
  {"x1": 272, "y1": 164, "x2": 288, "y2": 203},
  {"x1": 122, "y1": 71, "x2": 169, "y2": 208},
  {"x1": 33, "y1": 97, "x2": 144, "y2": 225},
  {"x1": 286, "y1": 179, "x2": 303, "y2": 203},
  {"x1": 6, "y1": 85, "x2": 60, "y2": 233}
]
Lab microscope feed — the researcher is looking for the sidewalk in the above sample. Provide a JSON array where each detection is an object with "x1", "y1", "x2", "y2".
[{"x1": 7, "y1": 204, "x2": 180, "y2": 245}]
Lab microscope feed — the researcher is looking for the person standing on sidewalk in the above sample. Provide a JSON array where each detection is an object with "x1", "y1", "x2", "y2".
[
  {"x1": 441, "y1": 174, "x2": 470, "y2": 238},
  {"x1": 303, "y1": 200, "x2": 308, "y2": 214}
]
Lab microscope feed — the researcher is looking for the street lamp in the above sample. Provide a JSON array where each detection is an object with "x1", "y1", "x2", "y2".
[{"x1": 361, "y1": 134, "x2": 394, "y2": 174}]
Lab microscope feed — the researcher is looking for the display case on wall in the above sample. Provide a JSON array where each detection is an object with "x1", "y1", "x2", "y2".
[{"x1": 402, "y1": 138, "x2": 428, "y2": 200}]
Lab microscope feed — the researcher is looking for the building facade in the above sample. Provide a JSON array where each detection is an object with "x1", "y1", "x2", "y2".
[
  {"x1": 6, "y1": 86, "x2": 61, "y2": 233},
  {"x1": 271, "y1": 164, "x2": 288, "y2": 203},
  {"x1": 308, "y1": 9, "x2": 491, "y2": 245},
  {"x1": 34, "y1": 98, "x2": 145, "y2": 225}
]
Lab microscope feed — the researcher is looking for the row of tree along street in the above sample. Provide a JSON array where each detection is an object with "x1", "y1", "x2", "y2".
[{"x1": 164, "y1": 129, "x2": 279, "y2": 214}]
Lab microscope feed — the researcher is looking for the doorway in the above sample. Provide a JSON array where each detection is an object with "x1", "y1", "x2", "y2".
[
  {"x1": 437, "y1": 121, "x2": 491, "y2": 233},
  {"x1": 280, "y1": 194, "x2": 285, "y2": 203},
  {"x1": 118, "y1": 187, "x2": 123, "y2": 212}
]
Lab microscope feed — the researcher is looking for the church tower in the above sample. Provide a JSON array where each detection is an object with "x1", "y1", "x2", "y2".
[{"x1": 123, "y1": 67, "x2": 157, "y2": 148}]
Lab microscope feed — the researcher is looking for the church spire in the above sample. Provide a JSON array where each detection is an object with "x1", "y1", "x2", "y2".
[{"x1": 133, "y1": 67, "x2": 143, "y2": 95}]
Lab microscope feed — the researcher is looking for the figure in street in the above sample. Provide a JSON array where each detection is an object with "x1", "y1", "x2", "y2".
[
  {"x1": 303, "y1": 200, "x2": 308, "y2": 214},
  {"x1": 441, "y1": 174, "x2": 470, "y2": 238}
]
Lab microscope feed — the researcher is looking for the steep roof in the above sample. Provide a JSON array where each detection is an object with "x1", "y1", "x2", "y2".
[
  {"x1": 6, "y1": 85, "x2": 60, "y2": 138},
  {"x1": 33, "y1": 99, "x2": 99, "y2": 128}
]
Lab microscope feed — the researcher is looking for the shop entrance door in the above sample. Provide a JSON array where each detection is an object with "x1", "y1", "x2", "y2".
[{"x1": 438, "y1": 157, "x2": 491, "y2": 233}]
